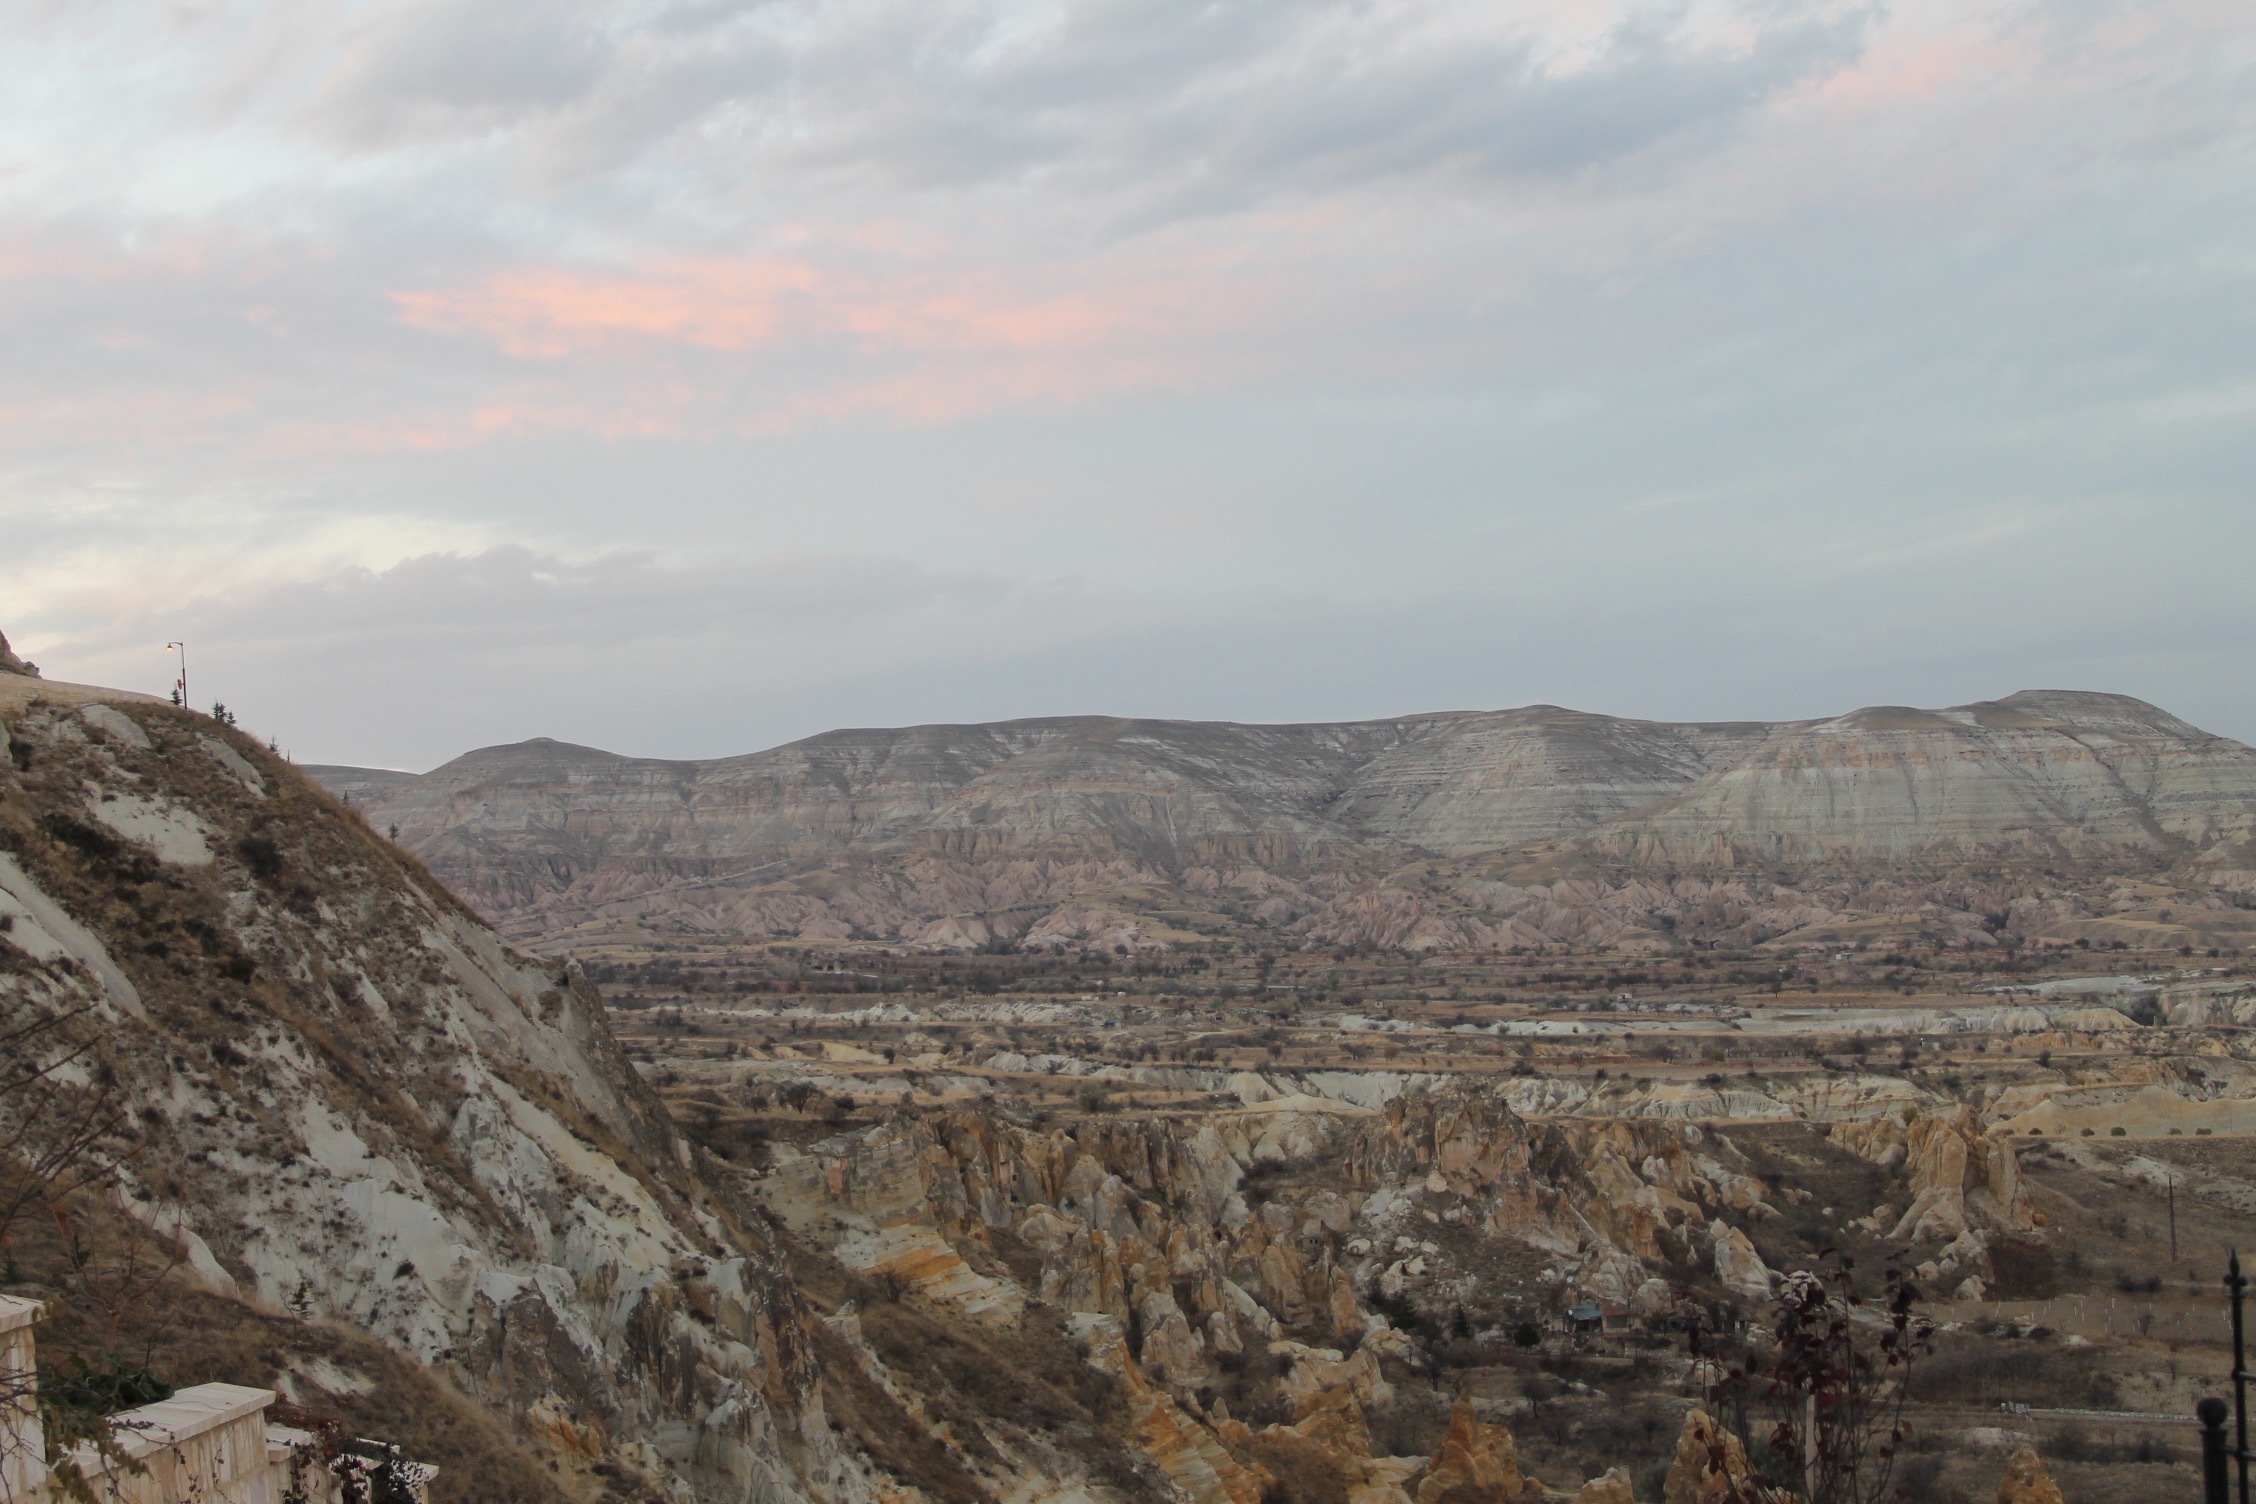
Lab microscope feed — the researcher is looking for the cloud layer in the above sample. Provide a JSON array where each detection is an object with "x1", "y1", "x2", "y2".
[{"x1": 2, "y1": 0, "x2": 2252, "y2": 764}]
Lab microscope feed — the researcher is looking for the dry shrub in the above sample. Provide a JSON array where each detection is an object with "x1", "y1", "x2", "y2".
[{"x1": 5, "y1": 1184, "x2": 569, "y2": 1504}]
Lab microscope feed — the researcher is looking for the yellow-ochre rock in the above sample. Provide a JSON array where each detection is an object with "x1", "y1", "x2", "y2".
[
  {"x1": 1663, "y1": 1409, "x2": 1768, "y2": 1504},
  {"x1": 1413, "y1": 1400, "x2": 1536, "y2": 1504},
  {"x1": 1572, "y1": 1467, "x2": 1636, "y2": 1504},
  {"x1": 1996, "y1": 1445, "x2": 2065, "y2": 1504}
]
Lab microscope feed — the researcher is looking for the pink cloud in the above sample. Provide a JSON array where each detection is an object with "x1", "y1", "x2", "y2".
[
  {"x1": 395, "y1": 261, "x2": 819, "y2": 356},
  {"x1": 375, "y1": 240, "x2": 1293, "y2": 432},
  {"x1": 393, "y1": 256, "x2": 1154, "y2": 360}
]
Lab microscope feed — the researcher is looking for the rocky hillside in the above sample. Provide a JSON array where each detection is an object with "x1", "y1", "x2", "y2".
[
  {"x1": 0, "y1": 671, "x2": 894, "y2": 1503},
  {"x1": 312, "y1": 693, "x2": 2256, "y2": 953},
  {"x1": 741, "y1": 1082, "x2": 2035, "y2": 1502}
]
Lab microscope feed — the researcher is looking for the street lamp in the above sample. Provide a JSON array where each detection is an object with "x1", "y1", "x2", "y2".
[{"x1": 165, "y1": 642, "x2": 187, "y2": 708}]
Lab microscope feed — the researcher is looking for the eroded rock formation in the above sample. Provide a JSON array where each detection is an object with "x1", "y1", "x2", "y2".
[
  {"x1": 1572, "y1": 1469, "x2": 1635, "y2": 1504},
  {"x1": 1996, "y1": 1445, "x2": 2065, "y2": 1504},
  {"x1": 1413, "y1": 1400, "x2": 1536, "y2": 1504},
  {"x1": 751, "y1": 1082, "x2": 1803, "y2": 1500},
  {"x1": 1829, "y1": 1107, "x2": 2032, "y2": 1288},
  {"x1": 1661, "y1": 1409, "x2": 1778, "y2": 1504}
]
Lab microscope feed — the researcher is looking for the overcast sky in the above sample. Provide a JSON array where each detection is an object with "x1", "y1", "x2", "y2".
[{"x1": 4, "y1": 0, "x2": 2251, "y2": 768}]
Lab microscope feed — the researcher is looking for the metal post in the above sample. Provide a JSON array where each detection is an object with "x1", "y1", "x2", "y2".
[
  {"x1": 166, "y1": 641, "x2": 187, "y2": 708},
  {"x1": 2231, "y1": 1251, "x2": 2250, "y2": 1504},
  {"x1": 1803, "y1": 1390, "x2": 1818, "y2": 1504},
  {"x1": 2206, "y1": 1397, "x2": 2234, "y2": 1504}
]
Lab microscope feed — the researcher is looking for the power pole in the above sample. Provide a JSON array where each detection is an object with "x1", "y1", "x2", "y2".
[{"x1": 166, "y1": 641, "x2": 187, "y2": 707}]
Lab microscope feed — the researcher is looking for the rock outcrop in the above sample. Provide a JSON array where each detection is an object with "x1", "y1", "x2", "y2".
[
  {"x1": 1414, "y1": 1400, "x2": 1536, "y2": 1504},
  {"x1": 1573, "y1": 1469, "x2": 1636, "y2": 1504},
  {"x1": 1831, "y1": 1108, "x2": 2032, "y2": 1242},
  {"x1": 309, "y1": 691, "x2": 2256, "y2": 953},
  {"x1": 1662, "y1": 1409, "x2": 1775, "y2": 1504},
  {"x1": 1996, "y1": 1445, "x2": 2065, "y2": 1504},
  {"x1": 0, "y1": 629, "x2": 34, "y2": 677},
  {"x1": 1710, "y1": 1223, "x2": 1774, "y2": 1303}
]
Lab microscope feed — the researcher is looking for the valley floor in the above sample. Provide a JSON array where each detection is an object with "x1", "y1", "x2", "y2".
[{"x1": 602, "y1": 940, "x2": 2256, "y2": 1503}]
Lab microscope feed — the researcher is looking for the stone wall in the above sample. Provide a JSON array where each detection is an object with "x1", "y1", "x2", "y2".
[
  {"x1": 0, "y1": 1294, "x2": 430, "y2": 1504},
  {"x1": 0, "y1": 1298, "x2": 43, "y2": 1502}
]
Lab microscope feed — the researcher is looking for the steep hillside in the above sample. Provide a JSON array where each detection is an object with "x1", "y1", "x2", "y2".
[
  {"x1": 312, "y1": 693, "x2": 2256, "y2": 953},
  {"x1": 1606, "y1": 691, "x2": 2256, "y2": 864},
  {"x1": 0, "y1": 673, "x2": 881, "y2": 1503}
]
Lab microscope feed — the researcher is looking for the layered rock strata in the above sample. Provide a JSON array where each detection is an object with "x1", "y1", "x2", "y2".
[{"x1": 311, "y1": 692, "x2": 2256, "y2": 952}]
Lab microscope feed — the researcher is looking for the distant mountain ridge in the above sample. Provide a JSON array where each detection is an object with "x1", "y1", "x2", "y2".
[{"x1": 310, "y1": 691, "x2": 2256, "y2": 952}]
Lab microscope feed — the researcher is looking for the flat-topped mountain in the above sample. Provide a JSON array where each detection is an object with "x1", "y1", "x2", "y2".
[{"x1": 311, "y1": 692, "x2": 2256, "y2": 952}]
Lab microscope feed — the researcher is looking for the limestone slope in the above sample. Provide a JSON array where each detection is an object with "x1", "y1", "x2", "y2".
[{"x1": 0, "y1": 679, "x2": 878, "y2": 1503}]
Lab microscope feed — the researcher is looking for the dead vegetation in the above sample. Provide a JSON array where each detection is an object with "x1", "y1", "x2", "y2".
[{"x1": 2, "y1": 1155, "x2": 573, "y2": 1504}]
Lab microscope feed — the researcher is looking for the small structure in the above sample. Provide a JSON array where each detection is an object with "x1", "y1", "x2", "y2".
[
  {"x1": 0, "y1": 1294, "x2": 432, "y2": 1504},
  {"x1": 1563, "y1": 1300, "x2": 1637, "y2": 1339}
]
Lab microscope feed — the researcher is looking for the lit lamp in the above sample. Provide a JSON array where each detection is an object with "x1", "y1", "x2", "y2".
[{"x1": 165, "y1": 641, "x2": 187, "y2": 707}]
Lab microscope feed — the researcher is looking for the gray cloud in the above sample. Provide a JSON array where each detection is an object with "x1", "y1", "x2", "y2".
[
  {"x1": 308, "y1": 0, "x2": 610, "y2": 147},
  {"x1": 260, "y1": 0, "x2": 1874, "y2": 212},
  {"x1": 43, "y1": 517, "x2": 2256, "y2": 771},
  {"x1": 3, "y1": 0, "x2": 2252, "y2": 771}
]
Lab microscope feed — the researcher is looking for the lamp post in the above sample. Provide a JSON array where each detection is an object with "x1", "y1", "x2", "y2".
[{"x1": 165, "y1": 642, "x2": 186, "y2": 708}]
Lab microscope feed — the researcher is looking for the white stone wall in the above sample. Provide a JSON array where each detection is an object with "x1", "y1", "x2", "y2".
[
  {"x1": 0, "y1": 1291, "x2": 428, "y2": 1504},
  {"x1": 49, "y1": 1386, "x2": 276, "y2": 1504},
  {"x1": 0, "y1": 1297, "x2": 47, "y2": 1503}
]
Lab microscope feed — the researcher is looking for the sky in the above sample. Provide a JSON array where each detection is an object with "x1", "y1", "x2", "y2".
[{"x1": 3, "y1": 0, "x2": 2252, "y2": 769}]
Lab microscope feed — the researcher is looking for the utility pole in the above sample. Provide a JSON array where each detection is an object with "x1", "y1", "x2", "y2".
[{"x1": 165, "y1": 641, "x2": 187, "y2": 707}]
